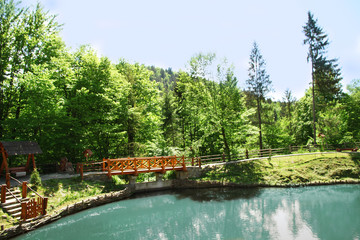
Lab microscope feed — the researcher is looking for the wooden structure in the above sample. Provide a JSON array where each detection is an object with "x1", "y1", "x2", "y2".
[
  {"x1": 1, "y1": 177, "x2": 48, "y2": 221},
  {"x1": 336, "y1": 148, "x2": 358, "y2": 152},
  {"x1": 77, "y1": 155, "x2": 187, "y2": 180},
  {"x1": 0, "y1": 141, "x2": 42, "y2": 175},
  {"x1": 83, "y1": 149, "x2": 93, "y2": 161}
]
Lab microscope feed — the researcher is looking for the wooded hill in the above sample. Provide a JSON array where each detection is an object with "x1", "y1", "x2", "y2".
[{"x1": 1, "y1": 1, "x2": 359, "y2": 166}]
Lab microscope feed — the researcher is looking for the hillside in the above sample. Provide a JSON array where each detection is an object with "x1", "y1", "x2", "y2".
[{"x1": 199, "y1": 152, "x2": 360, "y2": 185}]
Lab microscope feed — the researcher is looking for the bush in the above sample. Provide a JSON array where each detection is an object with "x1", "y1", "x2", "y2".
[{"x1": 30, "y1": 168, "x2": 42, "y2": 188}]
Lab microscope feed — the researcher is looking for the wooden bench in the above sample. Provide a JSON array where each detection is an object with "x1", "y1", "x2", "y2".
[
  {"x1": 336, "y1": 148, "x2": 358, "y2": 152},
  {"x1": 9, "y1": 166, "x2": 26, "y2": 173}
]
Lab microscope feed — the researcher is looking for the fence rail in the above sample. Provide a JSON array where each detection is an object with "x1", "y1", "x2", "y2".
[
  {"x1": 0, "y1": 175, "x2": 47, "y2": 221},
  {"x1": 77, "y1": 142, "x2": 360, "y2": 177}
]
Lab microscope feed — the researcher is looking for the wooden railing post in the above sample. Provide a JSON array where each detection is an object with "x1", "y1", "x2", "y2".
[
  {"x1": 107, "y1": 159, "x2": 111, "y2": 179},
  {"x1": 222, "y1": 152, "x2": 225, "y2": 162},
  {"x1": 161, "y1": 157, "x2": 165, "y2": 173},
  {"x1": 22, "y1": 181, "x2": 27, "y2": 198},
  {"x1": 42, "y1": 197, "x2": 48, "y2": 215},
  {"x1": 102, "y1": 158, "x2": 106, "y2": 172},
  {"x1": 191, "y1": 157, "x2": 194, "y2": 166},
  {"x1": 1, "y1": 185, "x2": 6, "y2": 203},
  {"x1": 182, "y1": 156, "x2": 187, "y2": 171},
  {"x1": 21, "y1": 202, "x2": 27, "y2": 220},
  {"x1": 289, "y1": 145, "x2": 292, "y2": 153},
  {"x1": 134, "y1": 158, "x2": 138, "y2": 175},
  {"x1": 198, "y1": 157, "x2": 202, "y2": 169},
  {"x1": 246, "y1": 149, "x2": 249, "y2": 159},
  {"x1": 6, "y1": 173, "x2": 10, "y2": 188}
]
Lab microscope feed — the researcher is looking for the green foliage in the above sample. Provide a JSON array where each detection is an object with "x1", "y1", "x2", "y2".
[
  {"x1": 200, "y1": 153, "x2": 360, "y2": 185},
  {"x1": 112, "y1": 175, "x2": 127, "y2": 185},
  {"x1": 1, "y1": 0, "x2": 359, "y2": 168},
  {"x1": 30, "y1": 168, "x2": 42, "y2": 187},
  {"x1": 136, "y1": 173, "x2": 156, "y2": 183}
]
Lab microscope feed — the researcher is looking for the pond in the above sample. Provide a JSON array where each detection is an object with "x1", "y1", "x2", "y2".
[{"x1": 16, "y1": 184, "x2": 360, "y2": 240}]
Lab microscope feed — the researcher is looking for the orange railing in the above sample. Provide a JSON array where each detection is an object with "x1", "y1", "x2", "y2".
[
  {"x1": 104, "y1": 155, "x2": 187, "y2": 178},
  {"x1": 77, "y1": 155, "x2": 187, "y2": 179}
]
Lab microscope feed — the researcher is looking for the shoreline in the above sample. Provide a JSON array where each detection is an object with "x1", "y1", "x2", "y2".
[{"x1": 1, "y1": 178, "x2": 360, "y2": 239}]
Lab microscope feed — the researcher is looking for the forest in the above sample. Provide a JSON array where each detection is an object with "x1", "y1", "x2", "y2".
[{"x1": 1, "y1": 1, "x2": 359, "y2": 165}]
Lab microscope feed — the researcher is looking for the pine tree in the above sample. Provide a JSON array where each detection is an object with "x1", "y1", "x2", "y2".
[
  {"x1": 303, "y1": 11, "x2": 342, "y2": 144},
  {"x1": 246, "y1": 42, "x2": 272, "y2": 150}
]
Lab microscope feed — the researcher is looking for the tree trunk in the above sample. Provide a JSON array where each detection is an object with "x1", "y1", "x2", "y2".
[
  {"x1": 311, "y1": 63, "x2": 317, "y2": 145},
  {"x1": 221, "y1": 126, "x2": 231, "y2": 161},
  {"x1": 257, "y1": 98, "x2": 263, "y2": 150}
]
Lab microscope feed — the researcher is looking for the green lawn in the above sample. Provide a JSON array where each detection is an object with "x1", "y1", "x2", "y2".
[{"x1": 200, "y1": 152, "x2": 360, "y2": 185}]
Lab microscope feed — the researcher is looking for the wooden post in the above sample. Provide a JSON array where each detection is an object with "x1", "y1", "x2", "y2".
[
  {"x1": 25, "y1": 154, "x2": 31, "y2": 171},
  {"x1": 22, "y1": 181, "x2": 27, "y2": 198},
  {"x1": 107, "y1": 159, "x2": 111, "y2": 179},
  {"x1": 191, "y1": 157, "x2": 194, "y2": 166},
  {"x1": 246, "y1": 149, "x2": 249, "y2": 159},
  {"x1": 6, "y1": 173, "x2": 10, "y2": 188},
  {"x1": 134, "y1": 158, "x2": 138, "y2": 175},
  {"x1": 198, "y1": 157, "x2": 202, "y2": 169},
  {"x1": 21, "y1": 202, "x2": 27, "y2": 220},
  {"x1": 102, "y1": 158, "x2": 106, "y2": 172},
  {"x1": 80, "y1": 164, "x2": 83, "y2": 181},
  {"x1": 0, "y1": 144, "x2": 9, "y2": 175},
  {"x1": 289, "y1": 145, "x2": 292, "y2": 153},
  {"x1": 42, "y1": 197, "x2": 48, "y2": 215},
  {"x1": 182, "y1": 156, "x2": 187, "y2": 171},
  {"x1": 1, "y1": 185, "x2": 6, "y2": 203},
  {"x1": 31, "y1": 154, "x2": 36, "y2": 170},
  {"x1": 161, "y1": 157, "x2": 165, "y2": 174},
  {"x1": 222, "y1": 152, "x2": 225, "y2": 162}
]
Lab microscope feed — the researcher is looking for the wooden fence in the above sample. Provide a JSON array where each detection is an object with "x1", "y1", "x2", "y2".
[
  {"x1": 77, "y1": 142, "x2": 360, "y2": 176},
  {"x1": 1, "y1": 175, "x2": 48, "y2": 221},
  {"x1": 77, "y1": 155, "x2": 187, "y2": 179},
  {"x1": 185, "y1": 142, "x2": 360, "y2": 166}
]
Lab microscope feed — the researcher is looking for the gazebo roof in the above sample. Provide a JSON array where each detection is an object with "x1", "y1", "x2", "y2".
[{"x1": 0, "y1": 141, "x2": 42, "y2": 156}]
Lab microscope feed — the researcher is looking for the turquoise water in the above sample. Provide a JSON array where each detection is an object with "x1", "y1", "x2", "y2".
[{"x1": 16, "y1": 185, "x2": 360, "y2": 240}]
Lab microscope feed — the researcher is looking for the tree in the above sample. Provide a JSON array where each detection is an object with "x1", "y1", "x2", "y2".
[
  {"x1": 0, "y1": 0, "x2": 63, "y2": 139},
  {"x1": 303, "y1": 11, "x2": 342, "y2": 144},
  {"x1": 246, "y1": 42, "x2": 272, "y2": 150},
  {"x1": 116, "y1": 60, "x2": 162, "y2": 157}
]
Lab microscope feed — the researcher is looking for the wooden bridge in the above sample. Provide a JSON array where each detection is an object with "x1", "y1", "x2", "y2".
[{"x1": 77, "y1": 155, "x2": 187, "y2": 179}]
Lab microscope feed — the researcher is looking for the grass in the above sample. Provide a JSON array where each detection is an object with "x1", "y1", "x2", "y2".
[
  {"x1": 200, "y1": 152, "x2": 360, "y2": 185},
  {"x1": 1, "y1": 152, "x2": 359, "y2": 230},
  {"x1": 0, "y1": 176, "x2": 126, "y2": 229}
]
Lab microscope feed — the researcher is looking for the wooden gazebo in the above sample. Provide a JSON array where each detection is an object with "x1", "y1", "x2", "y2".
[{"x1": 0, "y1": 141, "x2": 42, "y2": 175}]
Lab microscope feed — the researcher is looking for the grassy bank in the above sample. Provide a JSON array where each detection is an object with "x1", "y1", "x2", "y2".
[
  {"x1": 200, "y1": 152, "x2": 360, "y2": 185},
  {"x1": 0, "y1": 177, "x2": 126, "y2": 229},
  {"x1": 1, "y1": 152, "x2": 359, "y2": 230}
]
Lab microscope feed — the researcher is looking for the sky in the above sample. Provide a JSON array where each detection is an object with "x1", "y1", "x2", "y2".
[{"x1": 22, "y1": 0, "x2": 360, "y2": 100}]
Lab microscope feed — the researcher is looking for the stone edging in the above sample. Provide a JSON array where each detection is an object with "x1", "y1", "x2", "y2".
[
  {"x1": 1, "y1": 179, "x2": 360, "y2": 239},
  {"x1": 0, "y1": 188, "x2": 133, "y2": 240}
]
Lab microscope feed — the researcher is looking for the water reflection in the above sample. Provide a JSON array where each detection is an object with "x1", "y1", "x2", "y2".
[
  {"x1": 174, "y1": 187, "x2": 261, "y2": 202},
  {"x1": 16, "y1": 185, "x2": 360, "y2": 240}
]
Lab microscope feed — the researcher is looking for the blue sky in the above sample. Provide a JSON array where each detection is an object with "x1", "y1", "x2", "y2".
[{"x1": 23, "y1": 0, "x2": 360, "y2": 100}]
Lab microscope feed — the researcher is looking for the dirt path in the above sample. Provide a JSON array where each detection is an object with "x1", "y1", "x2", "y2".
[{"x1": 0, "y1": 172, "x2": 77, "y2": 186}]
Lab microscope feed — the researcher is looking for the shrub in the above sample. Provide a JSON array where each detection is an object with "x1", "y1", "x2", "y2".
[{"x1": 30, "y1": 168, "x2": 42, "y2": 188}]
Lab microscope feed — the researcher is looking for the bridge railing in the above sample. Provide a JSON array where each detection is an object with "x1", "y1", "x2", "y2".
[
  {"x1": 78, "y1": 156, "x2": 187, "y2": 179},
  {"x1": 77, "y1": 142, "x2": 360, "y2": 178}
]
